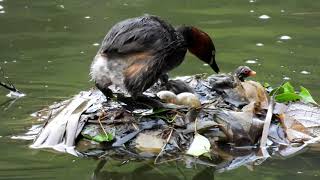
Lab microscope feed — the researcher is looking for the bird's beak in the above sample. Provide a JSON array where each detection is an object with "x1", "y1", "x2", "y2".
[
  {"x1": 209, "y1": 55, "x2": 220, "y2": 73},
  {"x1": 249, "y1": 70, "x2": 256, "y2": 76}
]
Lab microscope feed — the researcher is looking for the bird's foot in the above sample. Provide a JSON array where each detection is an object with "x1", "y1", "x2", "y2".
[
  {"x1": 116, "y1": 94, "x2": 164, "y2": 110},
  {"x1": 135, "y1": 95, "x2": 165, "y2": 109},
  {"x1": 95, "y1": 84, "x2": 114, "y2": 100}
]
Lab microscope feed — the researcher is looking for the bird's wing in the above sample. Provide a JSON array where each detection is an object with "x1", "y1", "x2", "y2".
[
  {"x1": 208, "y1": 74, "x2": 237, "y2": 90},
  {"x1": 123, "y1": 55, "x2": 161, "y2": 96},
  {"x1": 99, "y1": 16, "x2": 178, "y2": 55}
]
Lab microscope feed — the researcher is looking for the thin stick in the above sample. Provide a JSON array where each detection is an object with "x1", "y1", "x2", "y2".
[
  {"x1": 194, "y1": 117, "x2": 198, "y2": 134},
  {"x1": 98, "y1": 111, "x2": 108, "y2": 136},
  {"x1": 0, "y1": 66, "x2": 19, "y2": 92},
  {"x1": 259, "y1": 80, "x2": 286, "y2": 156},
  {"x1": 259, "y1": 98, "x2": 274, "y2": 156},
  {"x1": 0, "y1": 81, "x2": 17, "y2": 92},
  {"x1": 154, "y1": 127, "x2": 174, "y2": 164}
]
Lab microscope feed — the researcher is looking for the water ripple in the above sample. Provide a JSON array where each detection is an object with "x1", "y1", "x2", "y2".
[
  {"x1": 259, "y1": 15, "x2": 271, "y2": 19},
  {"x1": 280, "y1": 35, "x2": 292, "y2": 40}
]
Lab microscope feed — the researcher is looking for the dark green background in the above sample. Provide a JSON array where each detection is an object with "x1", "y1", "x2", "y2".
[{"x1": 0, "y1": 0, "x2": 319, "y2": 179}]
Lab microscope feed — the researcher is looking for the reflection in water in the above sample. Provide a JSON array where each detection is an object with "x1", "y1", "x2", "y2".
[
  {"x1": 0, "y1": 98, "x2": 19, "y2": 111},
  {"x1": 91, "y1": 159, "x2": 215, "y2": 180}
]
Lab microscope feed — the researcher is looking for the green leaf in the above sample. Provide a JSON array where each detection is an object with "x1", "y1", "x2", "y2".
[
  {"x1": 299, "y1": 86, "x2": 318, "y2": 104},
  {"x1": 270, "y1": 87, "x2": 284, "y2": 96},
  {"x1": 91, "y1": 133, "x2": 113, "y2": 143},
  {"x1": 263, "y1": 82, "x2": 271, "y2": 88},
  {"x1": 275, "y1": 92, "x2": 301, "y2": 102},
  {"x1": 282, "y1": 82, "x2": 295, "y2": 93}
]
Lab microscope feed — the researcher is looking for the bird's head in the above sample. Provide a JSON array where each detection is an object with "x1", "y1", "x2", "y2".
[
  {"x1": 176, "y1": 26, "x2": 219, "y2": 73},
  {"x1": 234, "y1": 66, "x2": 256, "y2": 82}
]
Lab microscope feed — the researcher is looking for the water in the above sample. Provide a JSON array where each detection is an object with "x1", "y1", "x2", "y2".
[{"x1": 0, "y1": 0, "x2": 319, "y2": 179}]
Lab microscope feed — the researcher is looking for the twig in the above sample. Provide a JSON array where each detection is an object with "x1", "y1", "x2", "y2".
[
  {"x1": 259, "y1": 80, "x2": 285, "y2": 157},
  {"x1": 0, "y1": 66, "x2": 19, "y2": 92},
  {"x1": 0, "y1": 81, "x2": 17, "y2": 92},
  {"x1": 259, "y1": 98, "x2": 274, "y2": 156},
  {"x1": 98, "y1": 111, "x2": 108, "y2": 136},
  {"x1": 194, "y1": 117, "x2": 198, "y2": 134},
  {"x1": 154, "y1": 127, "x2": 174, "y2": 164}
]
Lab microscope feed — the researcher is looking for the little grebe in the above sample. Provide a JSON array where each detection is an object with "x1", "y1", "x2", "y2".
[
  {"x1": 208, "y1": 66, "x2": 268, "y2": 109},
  {"x1": 90, "y1": 15, "x2": 219, "y2": 99}
]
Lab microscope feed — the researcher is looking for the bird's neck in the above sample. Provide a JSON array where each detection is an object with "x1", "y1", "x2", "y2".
[
  {"x1": 233, "y1": 72, "x2": 245, "y2": 82},
  {"x1": 176, "y1": 26, "x2": 194, "y2": 47}
]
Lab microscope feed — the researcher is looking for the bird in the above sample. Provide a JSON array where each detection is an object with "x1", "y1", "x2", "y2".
[
  {"x1": 209, "y1": 66, "x2": 256, "y2": 90},
  {"x1": 90, "y1": 15, "x2": 219, "y2": 105},
  {"x1": 208, "y1": 66, "x2": 267, "y2": 108}
]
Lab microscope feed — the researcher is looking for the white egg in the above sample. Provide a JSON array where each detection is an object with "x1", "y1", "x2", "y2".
[
  {"x1": 176, "y1": 92, "x2": 201, "y2": 108},
  {"x1": 156, "y1": 91, "x2": 177, "y2": 103}
]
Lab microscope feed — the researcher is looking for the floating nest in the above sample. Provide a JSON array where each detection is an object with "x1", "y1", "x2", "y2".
[{"x1": 19, "y1": 73, "x2": 320, "y2": 172}]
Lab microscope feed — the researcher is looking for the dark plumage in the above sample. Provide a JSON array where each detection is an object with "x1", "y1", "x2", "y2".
[
  {"x1": 90, "y1": 15, "x2": 219, "y2": 98},
  {"x1": 208, "y1": 66, "x2": 257, "y2": 107},
  {"x1": 209, "y1": 66, "x2": 256, "y2": 90}
]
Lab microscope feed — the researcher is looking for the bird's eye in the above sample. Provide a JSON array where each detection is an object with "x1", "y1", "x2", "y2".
[{"x1": 243, "y1": 70, "x2": 249, "y2": 74}]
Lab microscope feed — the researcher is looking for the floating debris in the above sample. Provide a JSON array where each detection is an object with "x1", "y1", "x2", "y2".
[
  {"x1": 259, "y1": 15, "x2": 271, "y2": 19},
  {"x1": 186, "y1": 133, "x2": 211, "y2": 157},
  {"x1": 0, "y1": 5, "x2": 3, "y2": 10},
  {"x1": 280, "y1": 35, "x2": 292, "y2": 40},
  {"x1": 135, "y1": 131, "x2": 165, "y2": 154},
  {"x1": 93, "y1": 43, "x2": 100, "y2": 46},
  {"x1": 281, "y1": 9, "x2": 285, "y2": 13},
  {"x1": 300, "y1": 70, "x2": 311, "y2": 75},
  {"x1": 249, "y1": 0, "x2": 256, "y2": 3},
  {"x1": 1, "y1": 66, "x2": 25, "y2": 98},
  {"x1": 6, "y1": 91, "x2": 26, "y2": 98},
  {"x1": 250, "y1": 10, "x2": 255, "y2": 13},
  {"x1": 283, "y1": 76, "x2": 291, "y2": 80},
  {"x1": 15, "y1": 66, "x2": 320, "y2": 172},
  {"x1": 84, "y1": 16, "x2": 91, "y2": 19},
  {"x1": 59, "y1": 5, "x2": 65, "y2": 9}
]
